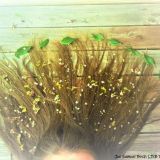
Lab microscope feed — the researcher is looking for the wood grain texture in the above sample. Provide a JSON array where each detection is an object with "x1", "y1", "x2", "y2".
[
  {"x1": 129, "y1": 134, "x2": 160, "y2": 152},
  {"x1": 0, "y1": 140, "x2": 10, "y2": 160},
  {"x1": 1, "y1": 26, "x2": 160, "y2": 52},
  {"x1": 141, "y1": 104, "x2": 160, "y2": 133},
  {"x1": 1, "y1": 0, "x2": 160, "y2": 6},
  {"x1": 1, "y1": 4, "x2": 160, "y2": 28}
]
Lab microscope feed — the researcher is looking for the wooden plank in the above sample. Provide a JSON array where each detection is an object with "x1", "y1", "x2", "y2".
[
  {"x1": 141, "y1": 104, "x2": 160, "y2": 133},
  {"x1": 1, "y1": 26, "x2": 160, "y2": 52},
  {"x1": 125, "y1": 151, "x2": 160, "y2": 159},
  {"x1": 0, "y1": 4, "x2": 160, "y2": 28},
  {"x1": 1, "y1": 0, "x2": 160, "y2": 6},
  {"x1": 140, "y1": 99, "x2": 160, "y2": 133},
  {"x1": 128, "y1": 134, "x2": 160, "y2": 152},
  {"x1": 0, "y1": 139, "x2": 11, "y2": 160},
  {"x1": 145, "y1": 104, "x2": 160, "y2": 124},
  {"x1": 142, "y1": 121, "x2": 160, "y2": 133}
]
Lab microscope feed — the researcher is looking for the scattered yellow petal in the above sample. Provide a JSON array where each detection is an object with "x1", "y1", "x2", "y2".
[
  {"x1": 120, "y1": 91, "x2": 124, "y2": 96},
  {"x1": 32, "y1": 105, "x2": 40, "y2": 114},
  {"x1": 111, "y1": 93, "x2": 116, "y2": 98},
  {"x1": 54, "y1": 95, "x2": 61, "y2": 104},
  {"x1": 91, "y1": 80, "x2": 98, "y2": 87},
  {"x1": 33, "y1": 97, "x2": 41, "y2": 105},
  {"x1": 123, "y1": 87, "x2": 130, "y2": 92},
  {"x1": 31, "y1": 121, "x2": 36, "y2": 127},
  {"x1": 20, "y1": 144, "x2": 24, "y2": 151},
  {"x1": 26, "y1": 91, "x2": 34, "y2": 96},
  {"x1": 71, "y1": 86, "x2": 78, "y2": 91},
  {"x1": 118, "y1": 79, "x2": 123, "y2": 83},
  {"x1": 19, "y1": 105, "x2": 27, "y2": 113},
  {"x1": 101, "y1": 87, "x2": 106, "y2": 93},
  {"x1": 24, "y1": 84, "x2": 29, "y2": 88},
  {"x1": 111, "y1": 121, "x2": 116, "y2": 127},
  {"x1": 55, "y1": 82, "x2": 62, "y2": 89}
]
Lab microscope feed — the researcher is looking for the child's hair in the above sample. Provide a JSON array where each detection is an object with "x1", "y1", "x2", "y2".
[{"x1": 0, "y1": 37, "x2": 159, "y2": 160}]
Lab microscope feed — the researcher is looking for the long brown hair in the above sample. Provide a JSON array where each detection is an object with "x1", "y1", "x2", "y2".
[{"x1": 0, "y1": 37, "x2": 159, "y2": 160}]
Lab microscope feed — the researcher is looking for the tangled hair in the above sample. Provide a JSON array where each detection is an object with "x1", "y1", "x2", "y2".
[{"x1": 0, "y1": 37, "x2": 159, "y2": 160}]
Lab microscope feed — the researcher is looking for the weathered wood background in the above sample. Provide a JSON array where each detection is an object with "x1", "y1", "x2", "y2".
[{"x1": 0, "y1": 0, "x2": 160, "y2": 159}]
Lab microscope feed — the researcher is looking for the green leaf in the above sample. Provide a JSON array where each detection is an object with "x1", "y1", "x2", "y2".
[
  {"x1": 144, "y1": 54, "x2": 155, "y2": 65},
  {"x1": 91, "y1": 33, "x2": 104, "y2": 41},
  {"x1": 60, "y1": 37, "x2": 76, "y2": 46},
  {"x1": 15, "y1": 46, "x2": 33, "y2": 58},
  {"x1": 108, "y1": 38, "x2": 122, "y2": 46},
  {"x1": 39, "y1": 39, "x2": 49, "y2": 49},
  {"x1": 127, "y1": 47, "x2": 141, "y2": 56}
]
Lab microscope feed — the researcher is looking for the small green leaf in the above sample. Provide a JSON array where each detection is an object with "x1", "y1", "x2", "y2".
[
  {"x1": 15, "y1": 46, "x2": 33, "y2": 58},
  {"x1": 60, "y1": 37, "x2": 76, "y2": 46},
  {"x1": 39, "y1": 39, "x2": 49, "y2": 49},
  {"x1": 127, "y1": 47, "x2": 141, "y2": 56},
  {"x1": 108, "y1": 39, "x2": 122, "y2": 46},
  {"x1": 91, "y1": 33, "x2": 104, "y2": 41},
  {"x1": 144, "y1": 54, "x2": 155, "y2": 65}
]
